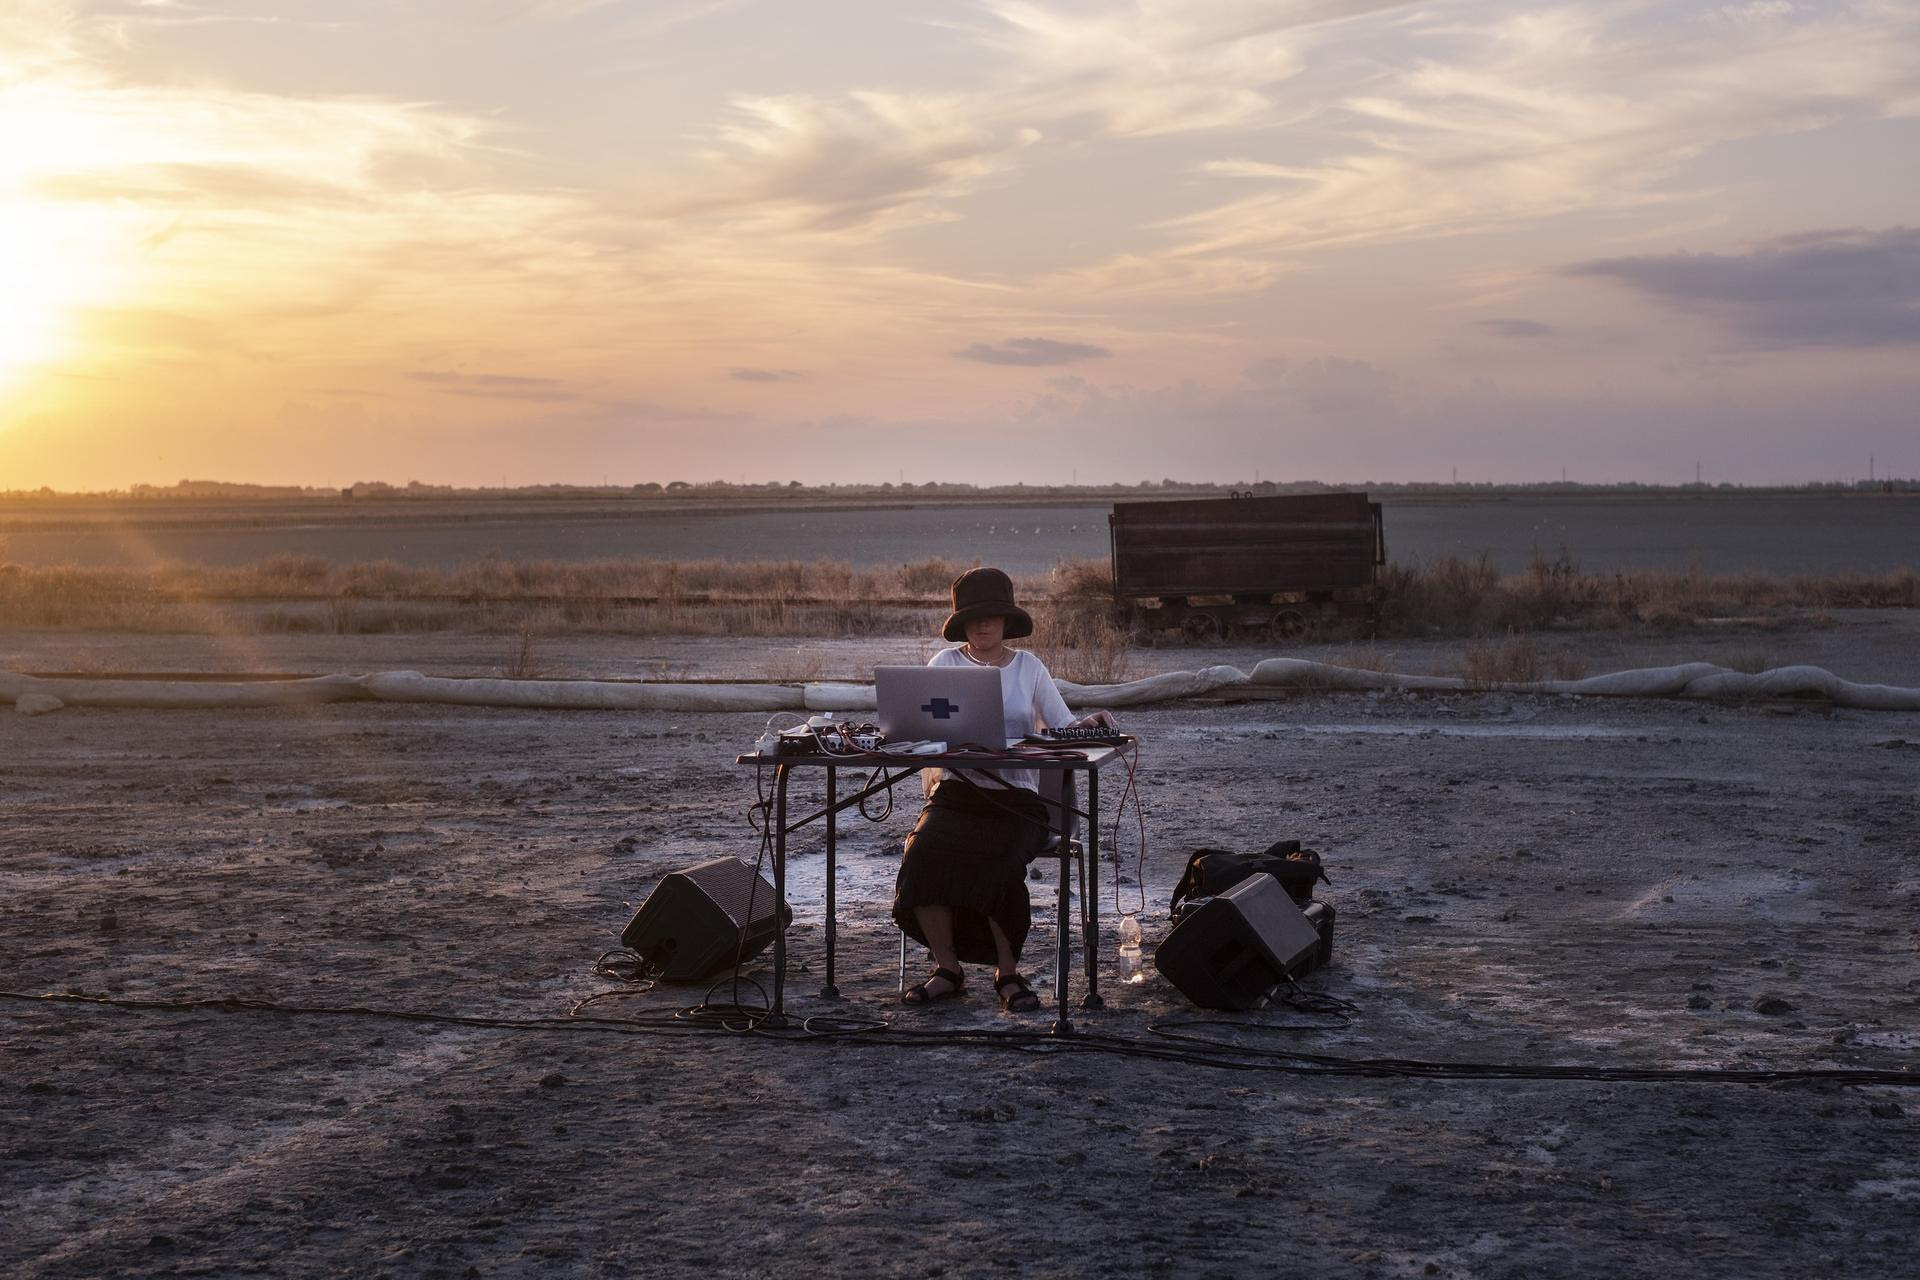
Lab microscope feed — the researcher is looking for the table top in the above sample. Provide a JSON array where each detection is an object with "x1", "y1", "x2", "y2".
[{"x1": 735, "y1": 741, "x2": 1134, "y2": 771}]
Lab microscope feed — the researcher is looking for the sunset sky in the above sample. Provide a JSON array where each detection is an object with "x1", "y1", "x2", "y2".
[{"x1": 1, "y1": 0, "x2": 1917, "y2": 489}]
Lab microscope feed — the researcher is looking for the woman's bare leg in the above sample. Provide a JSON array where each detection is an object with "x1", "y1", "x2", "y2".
[
  {"x1": 913, "y1": 906, "x2": 962, "y2": 994},
  {"x1": 987, "y1": 918, "x2": 1019, "y2": 977},
  {"x1": 987, "y1": 917, "x2": 1039, "y2": 1009}
]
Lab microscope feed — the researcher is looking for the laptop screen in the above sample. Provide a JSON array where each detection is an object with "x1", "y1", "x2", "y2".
[{"x1": 873, "y1": 665, "x2": 1007, "y2": 747}]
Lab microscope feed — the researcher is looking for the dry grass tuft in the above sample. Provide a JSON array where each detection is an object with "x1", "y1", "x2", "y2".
[
  {"x1": 898, "y1": 557, "x2": 969, "y2": 597},
  {"x1": 1548, "y1": 650, "x2": 1590, "y2": 681},
  {"x1": 1029, "y1": 594, "x2": 1137, "y2": 686},
  {"x1": 255, "y1": 553, "x2": 331, "y2": 588},
  {"x1": 1381, "y1": 552, "x2": 1917, "y2": 638},
  {"x1": 1454, "y1": 634, "x2": 1543, "y2": 688},
  {"x1": 1722, "y1": 646, "x2": 1783, "y2": 675},
  {"x1": 504, "y1": 628, "x2": 544, "y2": 679},
  {"x1": 764, "y1": 649, "x2": 829, "y2": 684},
  {"x1": 257, "y1": 606, "x2": 325, "y2": 634},
  {"x1": 1325, "y1": 643, "x2": 1396, "y2": 673},
  {"x1": 1049, "y1": 556, "x2": 1113, "y2": 599},
  {"x1": 1378, "y1": 554, "x2": 1503, "y2": 635},
  {"x1": 1452, "y1": 636, "x2": 1592, "y2": 687}
]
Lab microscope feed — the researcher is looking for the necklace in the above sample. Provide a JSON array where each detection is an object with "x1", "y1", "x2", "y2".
[{"x1": 963, "y1": 643, "x2": 1012, "y2": 667}]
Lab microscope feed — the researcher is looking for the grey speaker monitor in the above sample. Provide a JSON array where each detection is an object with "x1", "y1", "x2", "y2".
[
  {"x1": 620, "y1": 856, "x2": 792, "y2": 981},
  {"x1": 1152, "y1": 872, "x2": 1326, "y2": 1010}
]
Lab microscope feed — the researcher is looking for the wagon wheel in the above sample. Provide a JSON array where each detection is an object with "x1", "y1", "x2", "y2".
[
  {"x1": 1268, "y1": 609, "x2": 1307, "y2": 642},
  {"x1": 1181, "y1": 611, "x2": 1222, "y2": 644}
]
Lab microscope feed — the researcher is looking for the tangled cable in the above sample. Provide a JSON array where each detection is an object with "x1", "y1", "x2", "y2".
[{"x1": 568, "y1": 948, "x2": 663, "y2": 1014}]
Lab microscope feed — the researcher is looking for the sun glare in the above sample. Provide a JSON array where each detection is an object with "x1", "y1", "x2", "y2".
[
  {"x1": 0, "y1": 198, "x2": 127, "y2": 398},
  {"x1": 0, "y1": 204, "x2": 74, "y2": 379},
  {"x1": 0, "y1": 88, "x2": 140, "y2": 395}
]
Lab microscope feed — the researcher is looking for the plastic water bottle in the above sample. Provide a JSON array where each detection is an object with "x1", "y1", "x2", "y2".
[{"x1": 1116, "y1": 912, "x2": 1146, "y2": 984}]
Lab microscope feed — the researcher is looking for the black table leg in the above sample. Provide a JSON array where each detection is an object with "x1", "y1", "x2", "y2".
[
  {"x1": 1052, "y1": 789, "x2": 1074, "y2": 1036},
  {"x1": 771, "y1": 763, "x2": 789, "y2": 1026},
  {"x1": 822, "y1": 765, "x2": 840, "y2": 999},
  {"x1": 1081, "y1": 766, "x2": 1103, "y2": 1009}
]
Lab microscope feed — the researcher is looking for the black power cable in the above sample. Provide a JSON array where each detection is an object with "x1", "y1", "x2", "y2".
[{"x1": 3, "y1": 990, "x2": 1914, "y2": 1088}]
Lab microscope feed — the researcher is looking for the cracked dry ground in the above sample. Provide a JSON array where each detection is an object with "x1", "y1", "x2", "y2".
[{"x1": 2, "y1": 692, "x2": 1917, "y2": 1278}]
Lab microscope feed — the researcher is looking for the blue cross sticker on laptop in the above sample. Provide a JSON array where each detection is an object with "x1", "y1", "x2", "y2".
[{"x1": 922, "y1": 697, "x2": 959, "y2": 719}]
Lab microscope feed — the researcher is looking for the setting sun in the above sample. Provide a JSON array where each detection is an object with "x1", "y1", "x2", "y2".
[
  {"x1": 0, "y1": 82, "x2": 137, "y2": 394},
  {"x1": 0, "y1": 200, "x2": 101, "y2": 388}
]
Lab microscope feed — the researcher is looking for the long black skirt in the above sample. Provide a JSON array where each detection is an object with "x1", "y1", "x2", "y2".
[{"x1": 893, "y1": 775, "x2": 1051, "y2": 966}]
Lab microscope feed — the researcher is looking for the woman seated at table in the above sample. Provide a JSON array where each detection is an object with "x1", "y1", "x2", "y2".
[{"x1": 895, "y1": 566, "x2": 1117, "y2": 1012}]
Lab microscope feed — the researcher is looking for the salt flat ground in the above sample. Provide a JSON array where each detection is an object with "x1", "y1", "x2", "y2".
[{"x1": 1, "y1": 631, "x2": 1917, "y2": 1279}]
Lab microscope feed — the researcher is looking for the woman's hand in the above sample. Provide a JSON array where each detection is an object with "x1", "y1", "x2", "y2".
[{"x1": 1073, "y1": 710, "x2": 1120, "y2": 731}]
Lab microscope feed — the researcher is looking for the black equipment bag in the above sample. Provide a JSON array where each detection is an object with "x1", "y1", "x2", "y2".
[{"x1": 1170, "y1": 839, "x2": 1330, "y2": 913}]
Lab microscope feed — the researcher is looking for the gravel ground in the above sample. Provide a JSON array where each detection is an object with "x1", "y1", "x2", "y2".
[{"x1": 2, "y1": 629, "x2": 1918, "y2": 1278}]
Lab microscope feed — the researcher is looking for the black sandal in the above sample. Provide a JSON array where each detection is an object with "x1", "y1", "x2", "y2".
[
  {"x1": 903, "y1": 966, "x2": 964, "y2": 1006},
  {"x1": 994, "y1": 971, "x2": 1041, "y2": 1013}
]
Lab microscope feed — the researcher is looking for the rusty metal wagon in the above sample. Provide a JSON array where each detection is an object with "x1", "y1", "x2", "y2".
[{"x1": 1107, "y1": 492, "x2": 1385, "y2": 642}]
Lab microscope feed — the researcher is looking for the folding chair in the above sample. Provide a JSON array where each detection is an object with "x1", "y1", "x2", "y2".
[{"x1": 897, "y1": 767, "x2": 1095, "y2": 995}]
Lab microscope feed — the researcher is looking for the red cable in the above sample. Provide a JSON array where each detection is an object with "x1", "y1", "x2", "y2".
[{"x1": 1108, "y1": 742, "x2": 1146, "y2": 915}]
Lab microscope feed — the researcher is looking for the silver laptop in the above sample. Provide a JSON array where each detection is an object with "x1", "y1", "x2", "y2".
[{"x1": 874, "y1": 666, "x2": 1008, "y2": 748}]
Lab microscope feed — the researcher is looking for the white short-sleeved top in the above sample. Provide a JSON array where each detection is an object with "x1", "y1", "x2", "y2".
[{"x1": 927, "y1": 645, "x2": 1073, "y2": 796}]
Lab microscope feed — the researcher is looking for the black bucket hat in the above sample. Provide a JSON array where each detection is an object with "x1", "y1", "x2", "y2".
[{"x1": 941, "y1": 566, "x2": 1033, "y2": 642}]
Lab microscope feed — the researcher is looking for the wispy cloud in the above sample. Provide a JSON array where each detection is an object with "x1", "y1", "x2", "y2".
[
  {"x1": 954, "y1": 337, "x2": 1113, "y2": 366},
  {"x1": 0, "y1": 0, "x2": 85, "y2": 75},
  {"x1": 408, "y1": 371, "x2": 579, "y2": 402},
  {"x1": 972, "y1": 1, "x2": 1406, "y2": 138},
  {"x1": 659, "y1": 91, "x2": 1014, "y2": 234},
  {"x1": 506, "y1": 0, "x2": 743, "y2": 26},
  {"x1": 1157, "y1": 4, "x2": 1920, "y2": 258},
  {"x1": 635, "y1": 2, "x2": 1918, "y2": 325},
  {"x1": 651, "y1": 2, "x2": 1403, "y2": 243},
  {"x1": 89, "y1": 2, "x2": 348, "y2": 33},
  {"x1": 1472, "y1": 318, "x2": 1556, "y2": 338},
  {"x1": 30, "y1": 161, "x2": 347, "y2": 206},
  {"x1": 728, "y1": 367, "x2": 803, "y2": 382},
  {"x1": 643, "y1": 1, "x2": 1920, "y2": 325},
  {"x1": 1569, "y1": 227, "x2": 1920, "y2": 347}
]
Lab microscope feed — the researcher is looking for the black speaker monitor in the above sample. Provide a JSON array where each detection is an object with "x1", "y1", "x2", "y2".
[
  {"x1": 620, "y1": 856, "x2": 792, "y2": 981},
  {"x1": 1153, "y1": 872, "x2": 1325, "y2": 1010}
]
